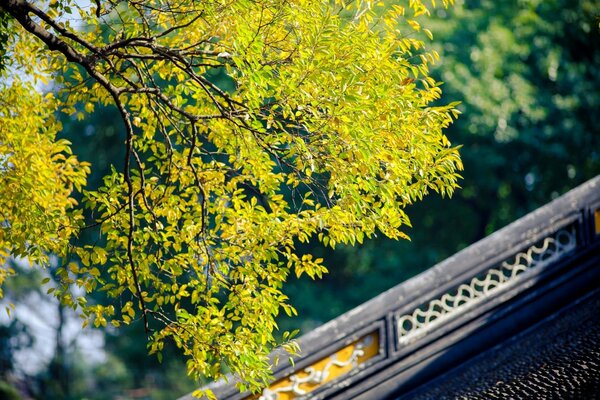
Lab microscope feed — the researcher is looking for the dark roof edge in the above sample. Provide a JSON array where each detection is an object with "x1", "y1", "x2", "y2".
[{"x1": 294, "y1": 175, "x2": 600, "y2": 346}]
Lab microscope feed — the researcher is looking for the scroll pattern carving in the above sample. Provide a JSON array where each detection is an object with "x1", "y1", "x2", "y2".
[
  {"x1": 396, "y1": 228, "x2": 576, "y2": 345},
  {"x1": 257, "y1": 332, "x2": 379, "y2": 400}
]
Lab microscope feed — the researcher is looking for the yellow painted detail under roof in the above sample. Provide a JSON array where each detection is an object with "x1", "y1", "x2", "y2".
[{"x1": 249, "y1": 331, "x2": 379, "y2": 400}]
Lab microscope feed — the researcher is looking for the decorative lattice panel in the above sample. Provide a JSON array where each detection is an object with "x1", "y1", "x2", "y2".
[{"x1": 396, "y1": 228, "x2": 577, "y2": 345}]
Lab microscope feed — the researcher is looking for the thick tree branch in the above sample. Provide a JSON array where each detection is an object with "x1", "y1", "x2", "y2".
[{"x1": 2, "y1": 0, "x2": 118, "y2": 94}]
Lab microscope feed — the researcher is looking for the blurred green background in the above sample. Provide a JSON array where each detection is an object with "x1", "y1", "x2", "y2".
[{"x1": 1, "y1": 0, "x2": 599, "y2": 398}]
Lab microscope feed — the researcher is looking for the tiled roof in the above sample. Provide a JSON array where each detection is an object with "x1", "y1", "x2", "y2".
[{"x1": 405, "y1": 287, "x2": 600, "y2": 400}]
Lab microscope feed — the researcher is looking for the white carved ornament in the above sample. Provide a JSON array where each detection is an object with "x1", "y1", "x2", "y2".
[{"x1": 396, "y1": 228, "x2": 576, "y2": 345}]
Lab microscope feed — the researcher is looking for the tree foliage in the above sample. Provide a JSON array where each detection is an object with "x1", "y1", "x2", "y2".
[
  {"x1": 281, "y1": 0, "x2": 600, "y2": 331},
  {"x1": 428, "y1": 0, "x2": 600, "y2": 232},
  {"x1": 0, "y1": 0, "x2": 462, "y2": 393},
  {"x1": 0, "y1": 82, "x2": 89, "y2": 297}
]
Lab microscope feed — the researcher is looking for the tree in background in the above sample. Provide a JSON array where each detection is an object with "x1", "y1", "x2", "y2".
[
  {"x1": 282, "y1": 0, "x2": 600, "y2": 329},
  {"x1": 0, "y1": 0, "x2": 462, "y2": 395}
]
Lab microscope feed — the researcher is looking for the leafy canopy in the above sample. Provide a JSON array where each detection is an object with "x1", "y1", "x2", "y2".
[
  {"x1": 281, "y1": 0, "x2": 600, "y2": 332},
  {"x1": 0, "y1": 0, "x2": 461, "y2": 394}
]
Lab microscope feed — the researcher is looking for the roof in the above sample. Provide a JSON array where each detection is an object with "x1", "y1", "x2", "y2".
[
  {"x1": 404, "y1": 286, "x2": 600, "y2": 399},
  {"x1": 180, "y1": 175, "x2": 600, "y2": 400}
]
